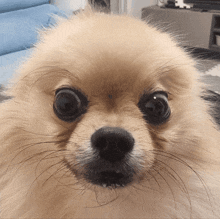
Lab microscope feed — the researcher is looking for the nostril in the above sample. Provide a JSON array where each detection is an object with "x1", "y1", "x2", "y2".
[{"x1": 91, "y1": 126, "x2": 134, "y2": 162}]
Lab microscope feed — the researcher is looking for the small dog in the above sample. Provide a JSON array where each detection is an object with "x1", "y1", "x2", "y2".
[{"x1": 0, "y1": 7, "x2": 220, "y2": 218}]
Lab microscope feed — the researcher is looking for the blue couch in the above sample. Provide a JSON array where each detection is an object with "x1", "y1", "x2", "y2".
[{"x1": 0, "y1": 0, "x2": 66, "y2": 85}]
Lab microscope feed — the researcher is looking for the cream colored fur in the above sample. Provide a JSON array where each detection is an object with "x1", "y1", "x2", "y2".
[{"x1": 0, "y1": 7, "x2": 220, "y2": 218}]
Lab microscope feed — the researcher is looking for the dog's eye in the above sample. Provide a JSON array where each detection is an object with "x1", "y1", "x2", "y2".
[
  {"x1": 53, "y1": 88, "x2": 88, "y2": 122},
  {"x1": 138, "y1": 91, "x2": 170, "y2": 126}
]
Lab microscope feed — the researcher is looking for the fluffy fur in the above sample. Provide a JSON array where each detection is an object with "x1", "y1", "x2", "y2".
[{"x1": 0, "y1": 8, "x2": 220, "y2": 218}]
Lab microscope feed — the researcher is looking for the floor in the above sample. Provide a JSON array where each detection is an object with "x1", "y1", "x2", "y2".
[{"x1": 191, "y1": 49, "x2": 220, "y2": 93}]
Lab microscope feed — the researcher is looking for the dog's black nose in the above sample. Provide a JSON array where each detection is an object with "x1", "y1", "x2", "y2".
[{"x1": 91, "y1": 126, "x2": 134, "y2": 162}]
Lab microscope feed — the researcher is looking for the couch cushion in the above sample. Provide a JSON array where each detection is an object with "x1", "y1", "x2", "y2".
[
  {"x1": 0, "y1": 0, "x2": 50, "y2": 13},
  {"x1": 0, "y1": 4, "x2": 66, "y2": 56},
  {"x1": 0, "y1": 48, "x2": 34, "y2": 85}
]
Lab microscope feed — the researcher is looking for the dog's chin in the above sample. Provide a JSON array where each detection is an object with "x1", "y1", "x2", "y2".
[
  {"x1": 85, "y1": 159, "x2": 135, "y2": 188},
  {"x1": 64, "y1": 156, "x2": 138, "y2": 189}
]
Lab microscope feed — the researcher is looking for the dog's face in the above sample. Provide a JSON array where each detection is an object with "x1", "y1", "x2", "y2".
[
  {"x1": 8, "y1": 11, "x2": 205, "y2": 191},
  {"x1": 4, "y1": 11, "x2": 220, "y2": 218}
]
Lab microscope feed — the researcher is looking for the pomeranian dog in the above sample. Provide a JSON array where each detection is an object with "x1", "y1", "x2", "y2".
[{"x1": 0, "y1": 7, "x2": 220, "y2": 218}]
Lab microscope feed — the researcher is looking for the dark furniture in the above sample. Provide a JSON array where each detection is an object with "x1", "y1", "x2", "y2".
[{"x1": 142, "y1": 6, "x2": 220, "y2": 52}]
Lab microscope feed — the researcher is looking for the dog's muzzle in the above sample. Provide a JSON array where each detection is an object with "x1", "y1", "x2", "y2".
[{"x1": 84, "y1": 126, "x2": 135, "y2": 188}]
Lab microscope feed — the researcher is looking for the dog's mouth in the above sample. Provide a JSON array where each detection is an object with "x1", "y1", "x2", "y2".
[
  {"x1": 64, "y1": 158, "x2": 134, "y2": 188},
  {"x1": 64, "y1": 157, "x2": 134, "y2": 188},
  {"x1": 91, "y1": 170, "x2": 128, "y2": 188},
  {"x1": 83, "y1": 161, "x2": 135, "y2": 188}
]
